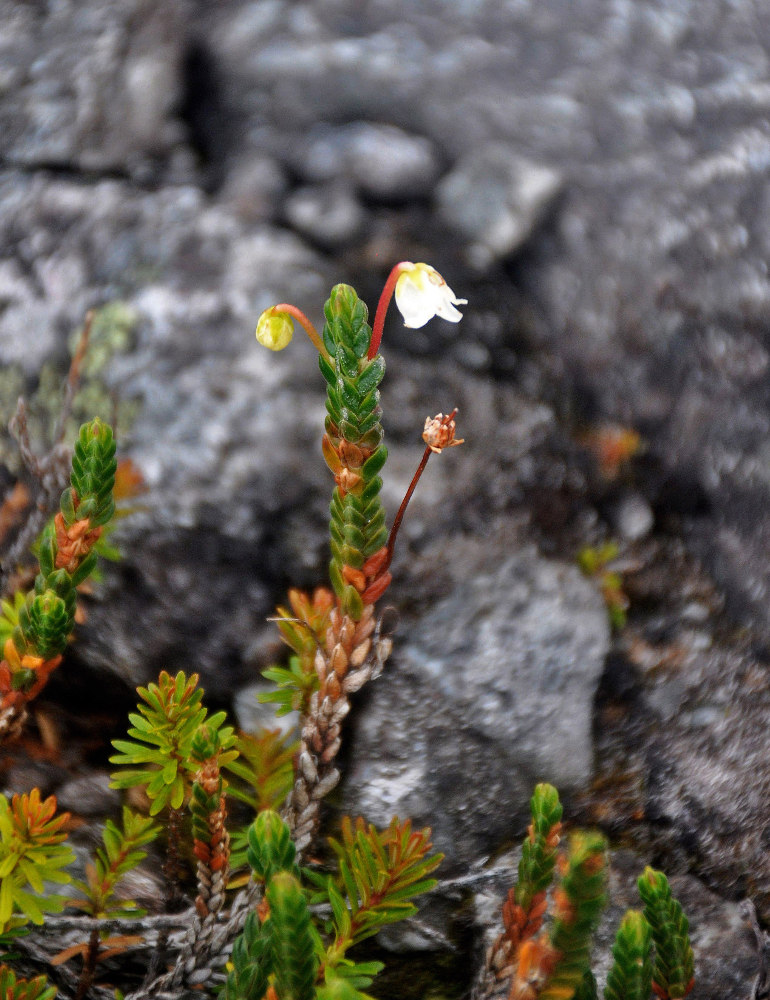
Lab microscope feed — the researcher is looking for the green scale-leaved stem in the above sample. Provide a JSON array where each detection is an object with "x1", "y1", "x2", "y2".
[
  {"x1": 19, "y1": 418, "x2": 117, "y2": 663},
  {"x1": 637, "y1": 867, "x2": 694, "y2": 1000},
  {"x1": 319, "y1": 284, "x2": 388, "y2": 620},
  {"x1": 604, "y1": 909, "x2": 653, "y2": 1000},
  {"x1": 539, "y1": 831, "x2": 608, "y2": 1000}
]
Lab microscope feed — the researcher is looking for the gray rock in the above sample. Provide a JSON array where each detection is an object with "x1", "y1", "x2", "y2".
[
  {"x1": 0, "y1": 0, "x2": 189, "y2": 176},
  {"x1": 436, "y1": 146, "x2": 563, "y2": 267},
  {"x1": 221, "y1": 154, "x2": 289, "y2": 223},
  {"x1": 296, "y1": 123, "x2": 441, "y2": 200},
  {"x1": 612, "y1": 493, "x2": 655, "y2": 541},
  {"x1": 344, "y1": 124, "x2": 440, "y2": 201},
  {"x1": 285, "y1": 183, "x2": 365, "y2": 245},
  {"x1": 233, "y1": 681, "x2": 298, "y2": 737},
  {"x1": 56, "y1": 772, "x2": 120, "y2": 816},
  {"x1": 341, "y1": 541, "x2": 610, "y2": 868}
]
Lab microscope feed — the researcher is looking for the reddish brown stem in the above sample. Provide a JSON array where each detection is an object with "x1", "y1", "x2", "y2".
[
  {"x1": 163, "y1": 806, "x2": 187, "y2": 909},
  {"x1": 368, "y1": 262, "x2": 409, "y2": 360},
  {"x1": 271, "y1": 303, "x2": 330, "y2": 360},
  {"x1": 385, "y1": 445, "x2": 432, "y2": 570},
  {"x1": 74, "y1": 927, "x2": 100, "y2": 1000}
]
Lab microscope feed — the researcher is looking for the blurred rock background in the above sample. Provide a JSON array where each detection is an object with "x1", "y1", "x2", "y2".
[{"x1": 2, "y1": 1, "x2": 770, "y2": 996}]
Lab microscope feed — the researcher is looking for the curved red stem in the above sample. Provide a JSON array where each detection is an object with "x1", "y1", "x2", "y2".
[
  {"x1": 368, "y1": 263, "x2": 409, "y2": 360},
  {"x1": 272, "y1": 303, "x2": 330, "y2": 360}
]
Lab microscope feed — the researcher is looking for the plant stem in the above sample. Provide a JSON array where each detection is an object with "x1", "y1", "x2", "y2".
[
  {"x1": 385, "y1": 445, "x2": 432, "y2": 570},
  {"x1": 368, "y1": 262, "x2": 409, "y2": 360},
  {"x1": 74, "y1": 927, "x2": 100, "y2": 1000},
  {"x1": 163, "y1": 806, "x2": 187, "y2": 909},
  {"x1": 271, "y1": 303, "x2": 330, "y2": 361}
]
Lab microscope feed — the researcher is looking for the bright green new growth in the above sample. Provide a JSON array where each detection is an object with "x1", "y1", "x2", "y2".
[
  {"x1": 268, "y1": 871, "x2": 319, "y2": 1000},
  {"x1": 516, "y1": 782, "x2": 563, "y2": 912},
  {"x1": 322, "y1": 816, "x2": 443, "y2": 954},
  {"x1": 315, "y1": 980, "x2": 366, "y2": 1000},
  {"x1": 15, "y1": 576, "x2": 74, "y2": 668},
  {"x1": 574, "y1": 969, "x2": 599, "y2": 1000},
  {"x1": 638, "y1": 867, "x2": 694, "y2": 999},
  {"x1": 224, "y1": 812, "x2": 311, "y2": 1000},
  {"x1": 320, "y1": 284, "x2": 387, "y2": 619},
  {"x1": 109, "y1": 670, "x2": 238, "y2": 815},
  {"x1": 226, "y1": 730, "x2": 297, "y2": 874},
  {"x1": 493, "y1": 786, "x2": 694, "y2": 1000},
  {"x1": 70, "y1": 807, "x2": 159, "y2": 919},
  {"x1": 261, "y1": 655, "x2": 318, "y2": 718},
  {"x1": 246, "y1": 809, "x2": 299, "y2": 885},
  {"x1": 0, "y1": 594, "x2": 25, "y2": 649},
  {"x1": 62, "y1": 417, "x2": 117, "y2": 528},
  {"x1": 228, "y1": 729, "x2": 297, "y2": 813},
  {"x1": 604, "y1": 909, "x2": 653, "y2": 1000},
  {"x1": 22, "y1": 593, "x2": 68, "y2": 661},
  {"x1": 224, "y1": 830, "x2": 319, "y2": 1000}
]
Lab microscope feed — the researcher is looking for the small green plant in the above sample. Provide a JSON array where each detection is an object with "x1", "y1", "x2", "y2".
[
  {"x1": 604, "y1": 910, "x2": 652, "y2": 1000},
  {"x1": 51, "y1": 809, "x2": 159, "y2": 997},
  {"x1": 483, "y1": 784, "x2": 694, "y2": 1000},
  {"x1": 637, "y1": 868, "x2": 695, "y2": 1000},
  {"x1": 0, "y1": 790, "x2": 74, "y2": 934},
  {"x1": 227, "y1": 728, "x2": 298, "y2": 877},
  {"x1": 0, "y1": 417, "x2": 117, "y2": 741},
  {"x1": 69, "y1": 807, "x2": 159, "y2": 920},
  {"x1": 109, "y1": 670, "x2": 238, "y2": 817},
  {"x1": 223, "y1": 810, "x2": 441, "y2": 1000},
  {"x1": 109, "y1": 670, "x2": 240, "y2": 915}
]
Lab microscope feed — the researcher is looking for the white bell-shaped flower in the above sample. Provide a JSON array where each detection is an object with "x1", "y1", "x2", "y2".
[{"x1": 394, "y1": 263, "x2": 467, "y2": 329}]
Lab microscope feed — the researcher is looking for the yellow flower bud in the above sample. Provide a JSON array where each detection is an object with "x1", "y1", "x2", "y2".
[{"x1": 256, "y1": 309, "x2": 294, "y2": 351}]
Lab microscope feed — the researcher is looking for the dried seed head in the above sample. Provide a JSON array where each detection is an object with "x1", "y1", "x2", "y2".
[{"x1": 422, "y1": 409, "x2": 464, "y2": 454}]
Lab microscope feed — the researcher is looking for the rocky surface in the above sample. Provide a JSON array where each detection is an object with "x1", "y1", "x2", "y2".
[
  {"x1": 1, "y1": 0, "x2": 770, "y2": 996},
  {"x1": 0, "y1": 0, "x2": 191, "y2": 179},
  {"x1": 340, "y1": 537, "x2": 610, "y2": 869}
]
